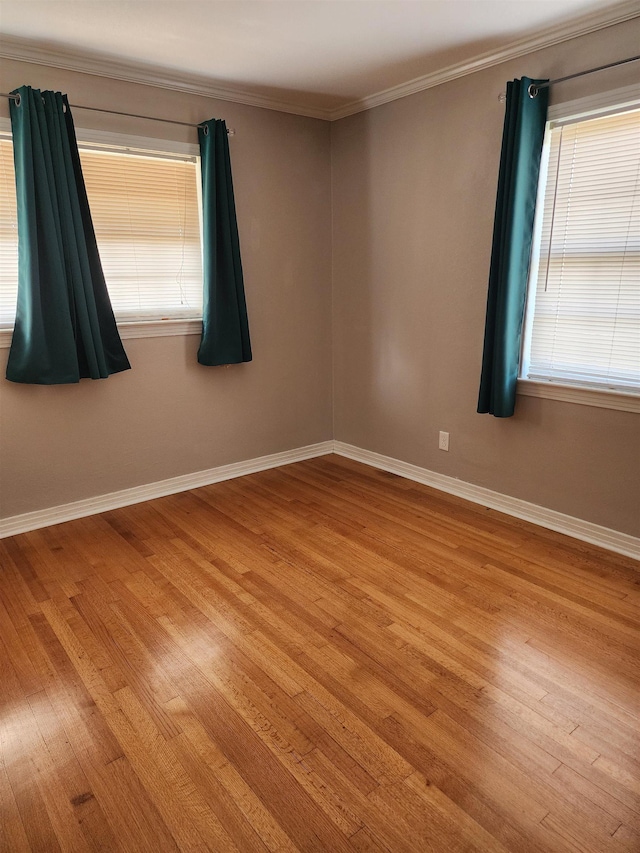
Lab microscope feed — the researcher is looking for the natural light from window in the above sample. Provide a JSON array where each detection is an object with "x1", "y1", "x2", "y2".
[
  {"x1": 0, "y1": 134, "x2": 203, "y2": 330},
  {"x1": 521, "y1": 102, "x2": 640, "y2": 397}
]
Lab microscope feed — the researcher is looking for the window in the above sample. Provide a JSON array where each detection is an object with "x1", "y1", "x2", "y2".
[
  {"x1": 0, "y1": 126, "x2": 203, "y2": 333},
  {"x1": 0, "y1": 135, "x2": 18, "y2": 329},
  {"x1": 520, "y1": 87, "x2": 640, "y2": 406}
]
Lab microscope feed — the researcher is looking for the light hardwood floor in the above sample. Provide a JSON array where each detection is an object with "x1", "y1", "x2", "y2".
[{"x1": 1, "y1": 455, "x2": 639, "y2": 852}]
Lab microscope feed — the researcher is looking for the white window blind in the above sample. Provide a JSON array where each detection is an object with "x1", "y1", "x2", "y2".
[
  {"x1": 0, "y1": 137, "x2": 18, "y2": 329},
  {"x1": 522, "y1": 105, "x2": 640, "y2": 394},
  {"x1": 0, "y1": 135, "x2": 203, "y2": 328}
]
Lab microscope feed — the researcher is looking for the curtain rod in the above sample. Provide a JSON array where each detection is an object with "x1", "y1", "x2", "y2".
[
  {"x1": 1, "y1": 91, "x2": 234, "y2": 134},
  {"x1": 527, "y1": 54, "x2": 640, "y2": 98}
]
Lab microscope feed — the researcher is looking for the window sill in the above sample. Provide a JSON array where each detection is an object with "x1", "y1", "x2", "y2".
[
  {"x1": 517, "y1": 379, "x2": 640, "y2": 413},
  {"x1": 118, "y1": 319, "x2": 202, "y2": 340},
  {"x1": 0, "y1": 318, "x2": 202, "y2": 349}
]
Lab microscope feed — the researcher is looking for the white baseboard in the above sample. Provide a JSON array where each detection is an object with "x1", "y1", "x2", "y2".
[
  {"x1": 333, "y1": 442, "x2": 640, "y2": 562},
  {"x1": 0, "y1": 441, "x2": 334, "y2": 539},
  {"x1": 2, "y1": 438, "x2": 637, "y2": 561}
]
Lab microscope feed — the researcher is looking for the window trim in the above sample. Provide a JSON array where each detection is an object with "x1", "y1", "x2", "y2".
[
  {"x1": 0, "y1": 119, "x2": 203, "y2": 342},
  {"x1": 517, "y1": 85, "x2": 640, "y2": 413},
  {"x1": 0, "y1": 319, "x2": 202, "y2": 349},
  {"x1": 517, "y1": 379, "x2": 640, "y2": 413}
]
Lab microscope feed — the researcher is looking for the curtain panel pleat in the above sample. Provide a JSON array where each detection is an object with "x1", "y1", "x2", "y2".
[
  {"x1": 7, "y1": 85, "x2": 130, "y2": 385},
  {"x1": 197, "y1": 119, "x2": 252, "y2": 366},
  {"x1": 477, "y1": 77, "x2": 548, "y2": 417}
]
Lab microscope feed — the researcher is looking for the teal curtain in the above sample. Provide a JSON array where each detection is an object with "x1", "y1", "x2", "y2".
[
  {"x1": 197, "y1": 119, "x2": 252, "y2": 366},
  {"x1": 477, "y1": 77, "x2": 548, "y2": 417},
  {"x1": 7, "y1": 86, "x2": 130, "y2": 385}
]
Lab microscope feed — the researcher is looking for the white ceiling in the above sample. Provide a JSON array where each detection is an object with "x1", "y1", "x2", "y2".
[{"x1": 0, "y1": 1, "x2": 636, "y2": 116}]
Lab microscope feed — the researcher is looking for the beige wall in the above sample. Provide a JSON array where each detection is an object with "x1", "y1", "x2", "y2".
[
  {"x1": 2, "y1": 19, "x2": 639, "y2": 538},
  {"x1": 0, "y1": 59, "x2": 333, "y2": 518},
  {"x1": 331, "y1": 19, "x2": 640, "y2": 537}
]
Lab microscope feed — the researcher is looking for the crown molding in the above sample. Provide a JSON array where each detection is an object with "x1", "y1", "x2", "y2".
[
  {"x1": 328, "y1": 0, "x2": 640, "y2": 120},
  {"x1": 1, "y1": 1, "x2": 638, "y2": 123},
  {"x1": 0, "y1": 34, "x2": 334, "y2": 121}
]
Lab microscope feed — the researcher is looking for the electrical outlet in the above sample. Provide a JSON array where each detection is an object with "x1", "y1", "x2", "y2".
[{"x1": 439, "y1": 431, "x2": 450, "y2": 451}]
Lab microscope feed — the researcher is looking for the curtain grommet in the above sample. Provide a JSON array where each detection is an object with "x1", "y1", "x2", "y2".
[
  {"x1": 528, "y1": 83, "x2": 539, "y2": 99},
  {"x1": 14, "y1": 93, "x2": 21, "y2": 107},
  {"x1": 203, "y1": 124, "x2": 209, "y2": 135}
]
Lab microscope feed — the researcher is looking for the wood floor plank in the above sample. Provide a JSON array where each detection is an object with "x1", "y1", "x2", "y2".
[
  {"x1": 0, "y1": 650, "x2": 62, "y2": 852},
  {"x1": 164, "y1": 695, "x2": 300, "y2": 853},
  {"x1": 0, "y1": 754, "x2": 31, "y2": 853},
  {"x1": 26, "y1": 689, "x2": 121, "y2": 852},
  {"x1": 1, "y1": 454, "x2": 637, "y2": 852}
]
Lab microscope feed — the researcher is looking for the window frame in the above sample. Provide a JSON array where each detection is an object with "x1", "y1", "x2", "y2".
[
  {"x1": 0, "y1": 120, "x2": 204, "y2": 348},
  {"x1": 517, "y1": 84, "x2": 640, "y2": 414}
]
